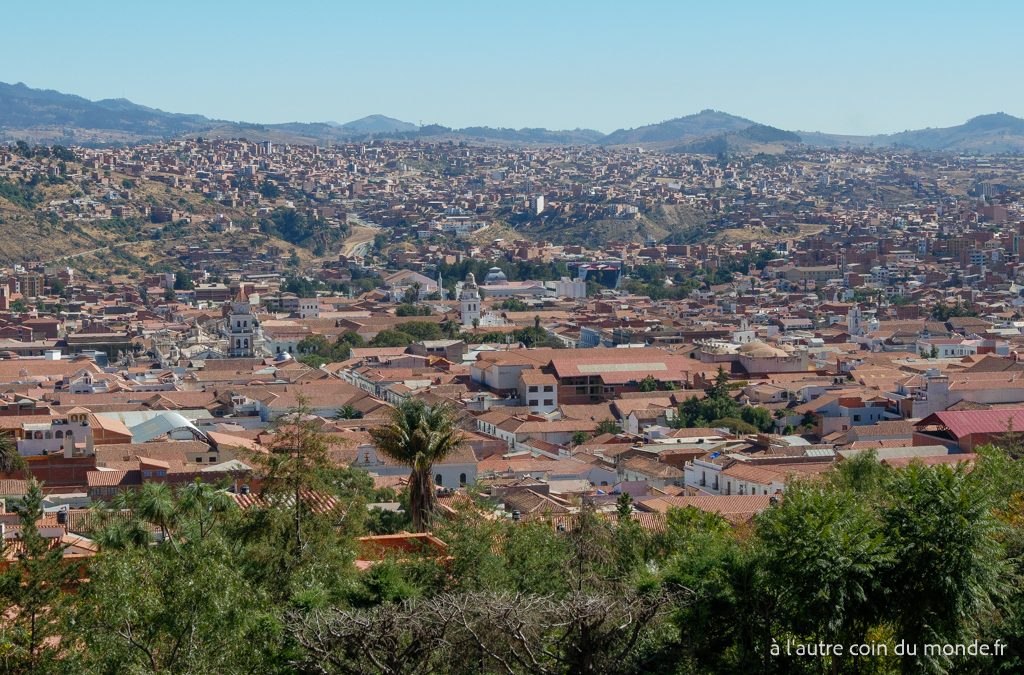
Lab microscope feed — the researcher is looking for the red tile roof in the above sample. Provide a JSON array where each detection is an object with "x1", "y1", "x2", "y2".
[{"x1": 915, "y1": 408, "x2": 1024, "y2": 439}]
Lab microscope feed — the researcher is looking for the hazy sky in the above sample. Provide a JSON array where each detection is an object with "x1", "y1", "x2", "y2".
[{"x1": 5, "y1": 0, "x2": 1023, "y2": 135}]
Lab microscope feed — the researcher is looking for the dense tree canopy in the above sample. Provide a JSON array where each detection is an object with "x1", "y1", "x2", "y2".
[{"x1": 5, "y1": 408, "x2": 1024, "y2": 674}]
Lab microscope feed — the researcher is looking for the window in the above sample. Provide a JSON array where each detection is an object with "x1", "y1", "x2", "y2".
[
  {"x1": 435, "y1": 474, "x2": 443, "y2": 485},
  {"x1": 529, "y1": 400, "x2": 538, "y2": 406},
  {"x1": 143, "y1": 470, "x2": 152, "y2": 478},
  {"x1": 528, "y1": 386, "x2": 538, "y2": 393},
  {"x1": 543, "y1": 385, "x2": 553, "y2": 392},
  {"x1": 459, "y1": 473, "x2": 467, "y2": 485},
  {"x1": 853, "y1": 414, "x2": 861, "y2": 422},
  {"x1": 543, "y1": 399, "x2": 553, "y2": 406}
]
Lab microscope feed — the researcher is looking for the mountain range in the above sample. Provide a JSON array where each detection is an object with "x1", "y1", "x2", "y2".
[{"x1": 3, "y1": 81, "x2": 1024, "y2": 153}]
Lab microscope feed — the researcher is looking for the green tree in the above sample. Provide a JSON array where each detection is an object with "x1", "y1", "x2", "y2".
[
  {"x1": 250, "y1": 398, "x2": 335, "y2": 555},
  {"x1": 176, "y1": 480, "x2": 236, "y2": 540},
  {"x1": 439, "y1": 317, "x2": 459, "y2": 338},
  {"x1": 758, "y1": 483, "x2": 892, "y2": 671},
  {"x1": 499, "y1": 297, "x2": 528, "y2": 311},
  {"x1": 297, "y1": 334, "x2": 331, "y2": 358},
  {"x1": 133, "y1": 481, "x2": 179, "y2": 544},
  {"x1": 76, "y1": 522, "x2": 280, "y2": 673},
  {"x1": 830, "y1": 449, "x2": 890, "y2": 495},
  {"x1": 395, "y1": 303, "x2": 431, "y2": 316},
  {"x1": 638, "y1": 374, "x2": 659, "y2": 392},
  {"x1": 883, "y1": 463, "x2": 1010, "y2": 673},
  {"x1": 740, "y1": 406, "x2": 774, "y2": 433},
  {"x1": 334, "y1": 404, "x2": 363, "y2": 420},
  {"x1": 398, "y1": 321, "x2": 443, "y2": 342},
  {"x1": 595, "y1": 418, "x2": 620, "y2": 436},
  {"x1": 0, "y1": 479, "x2": 75, "y2": 672},
  {"x1": 401, "y1": 283, "x2": 422, "y2": 305},
  {"x1": 708, "y1": 416, "x2": 758, "y2": 434},
  {"x1": 708, "y1": 366, "x2": 731, "y2": 400},
  {"x1": 260, "y1": 181, "x2": 281, "y2": 199},
  {"x1": 334, "y1": 330, "x2": 365, "y2": 355},
  {"x1": 0, "y1": 431, "x2": 26, "y2": 476},
  {"x1": 369, "y1": 329, "x2": 415, "y2": 347},
  {"x1": 173, "y1": 270, "x2": 194, "y2": 290},
  {"x1": 616, "y1": 491, "x2": 634, "y2": 521},
  {"x1": 661, "y1": 510, "x2": 765, "y2": 671},
  {"x1": 369, "y1": 399, "x2": 465, "y2": 532}
]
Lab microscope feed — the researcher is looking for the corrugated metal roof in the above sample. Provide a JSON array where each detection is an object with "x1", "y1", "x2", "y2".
[{"x1": 127, "y1": 412, "x2": 208, "y2": 444}]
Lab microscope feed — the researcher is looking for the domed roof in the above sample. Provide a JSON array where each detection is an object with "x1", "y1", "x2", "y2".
[
  {"x1": 737, "y1": 340, "x2": 788, "y2": 358},
  {"x1": 483, "y1": 266, "x2": 508, "y2": 284}
]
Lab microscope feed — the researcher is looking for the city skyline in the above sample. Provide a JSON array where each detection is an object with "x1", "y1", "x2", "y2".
[{"x1": 5, "y1": 0, "x2": 1024, "y2": 135}]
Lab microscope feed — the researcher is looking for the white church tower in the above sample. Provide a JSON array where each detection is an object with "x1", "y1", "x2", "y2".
[
  {"x1": 847, "y1": 304, "x2": 863, "y2": 336},
  {"x1": 225, "y1": 287, "x2": 262, "y2": 357},
  {"x1": 460, "y1": 272, "x2": 481, "y2": 327}
]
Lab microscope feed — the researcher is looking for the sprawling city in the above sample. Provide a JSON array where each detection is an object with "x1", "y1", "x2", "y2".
[{"x1": 3, "y1": 2, "x2": 1024, "y2": 673}]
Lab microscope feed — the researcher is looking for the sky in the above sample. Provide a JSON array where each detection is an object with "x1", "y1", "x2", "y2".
[{"x1": 4, "y1": 0, "x2": 1024, "y2": 135}]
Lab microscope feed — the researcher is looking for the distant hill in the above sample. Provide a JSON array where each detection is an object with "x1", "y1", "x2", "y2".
[
  {"x1": 3, "y1": 80, "x2": 1024, "y2": 153},
  {"x1": 670, "y1": 124, "x2": 802, "y2": 154},
  {"x1": 333, "y1": 114, "x2": 418, "y2": 134},
  {"x1": 800, "y1": 113, "x2": 1024, "y2": 153},
  {"x1": 0, "y1": 81, "x2": 216, "y2": 144},
  {"x1": 601, "y1": 110, "x2": 757, "y2": 147},
  {"x1": 411, "y1": 125, "x2": 605, "y2": 145}
]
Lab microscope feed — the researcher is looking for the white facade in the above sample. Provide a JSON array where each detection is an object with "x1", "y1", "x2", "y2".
[
  {"x1": 298, "y1": 298, "x2": 321, "y2": 319},
  {"x1": 226, "y1": 301, "x2": 262, "y2": 357},
  {"x1": 460, "y1": 273, "x2": 481, "y2": 327},
  {"x1": 548, "y1": 277, "x2": 587, "y2": 299}
]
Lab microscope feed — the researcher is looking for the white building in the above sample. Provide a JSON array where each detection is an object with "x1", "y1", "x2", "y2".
[{"x1": 298, "y1": 298, "x2": 320, "y2": 319}]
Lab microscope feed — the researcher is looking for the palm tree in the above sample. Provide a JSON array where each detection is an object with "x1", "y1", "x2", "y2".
[
  {"x1": 177, "y1": 480, "x2": 235, "y2": 540},
  {"x1": 334, "y1": 404, "x2": 363, "y2": 420},
  {"x1": 0, "y1": 431, "x2": 26, "y2": 476},
  {"x1": 94, "y1": 511, "x2": 152, "y2": 550},
  {"x1": 134, "y1": 482, "x2": 178, "y2": 544},
  {"x1": 440, "y1": 317, "x2": 458, "y2": 339},
  {"x1": 369, "y1": 399, "x2": 464, "y2": 532}
]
